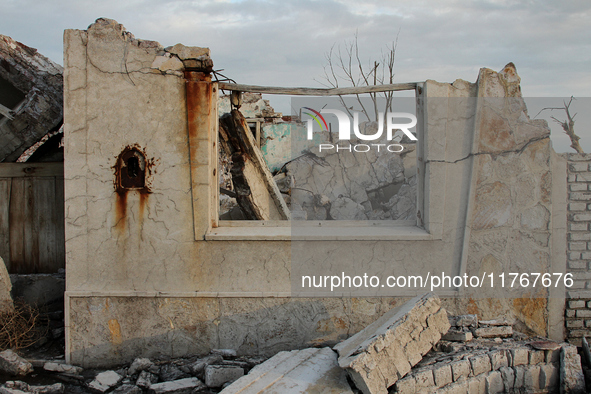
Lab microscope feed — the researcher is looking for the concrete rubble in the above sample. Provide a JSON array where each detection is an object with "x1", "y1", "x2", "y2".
[
  {"x1": 0, "y1": 34, "x2": 63, "y2": 163},
  {"x1": 220, "y1": 347, "x2": 353, "y2": 393},
  {"x1": 1, "y1": 292, "x2": 588, "y2": 393},
  {"x1": 0, "y1": 350, "x2": 33, "y2": 376}
]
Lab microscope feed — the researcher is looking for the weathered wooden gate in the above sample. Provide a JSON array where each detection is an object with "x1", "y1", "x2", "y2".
[{"x1": 0, "y1": 162, "x2": 64, "y2": 273}]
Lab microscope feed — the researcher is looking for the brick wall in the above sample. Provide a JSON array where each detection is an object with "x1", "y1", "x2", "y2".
[{"x1": 564, "y1": 153, "x2": 591, "y2": 344}]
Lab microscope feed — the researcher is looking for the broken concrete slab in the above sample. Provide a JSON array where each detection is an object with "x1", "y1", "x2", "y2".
[
  {"x1": 88, "y1": 371, "x2": 123, "y2": 392},
  {"x1": 43, "y1": 362, "x2": 82, "y2": 375},
  {"x1": 220, "y1": 347, "x2": 353, "y2": 394},
  {"x1": 333, "y1": 293, "x2": 450, "y2": 394},
  {"x1": 111, "y1": 384, "x2": 141, "y2": 394},
  {"x1": 149, "y1": 378, "x2": 205, "y2": 394},
  {"x1": 204, "y1": 365, "x2": 244, "y2": 388},
  {"x1": 1, "y1": 381, "x2": 64, "y2": 394},
  {"x1": 0, "y1": 257, "x2": 13, "y2": 314},
  {"x1": 0, "y1": 350, "x2": 33, "y2": 377},
  {"x1": 560, "y1": 345, "x2": 585, "y2": 394}
]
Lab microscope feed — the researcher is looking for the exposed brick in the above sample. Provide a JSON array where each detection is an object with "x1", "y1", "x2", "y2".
[
  {"x1": 568, "y1": 174, "x2": 577, "y2": 182},
  {"x1": 529, "y1": 350, "x2": 545, "y2": 364},
  {"x1": 432, "y1": 364, "x2": 453, "y2": 388},
  {"x1": 570, "y1": 233, "x2": 591, "y2": 241},
  {"x1": 570, "y1": 281, "x2": 586, "y2": 289},
  {"x1": 569, "y1": 300, "x2": 586, "y2": 308},
  {"x1": 485, "y1": 370, "x2": 504, "y2": 394},
  {"x1": 571, "y1": 212, "x2": 591, "y2": 221},
  {"x1": 470, "y1": 353, "x2": 492, "y2": 375},
  {"x1": 576, "y1": 310, "x2": 591, "y2": 318},
  {"x1": 449, "y1": 359, "x2": 471, "y2": 382},
  {"x1": 570, "y1": 223, "x2": 589, "y2": 231},
  {"x1": 569, "y1": 251, "x2": 583, "y2": 260},
  {"x1": 571, "y1": 183, "x2": 588, "y2": 191},
  {"x1": 569, "y1": 242, "x2": 587, "y2": 251},
  {"x1": 585, "y1": 320, "x2": 591, "y2": 328},
  {"x1": 567, "y1": 329, "x2": 591, "y2": 338},
  {"x1": 566, "y1": 309, "x2": 576, "y2": 318},
  {"x1": 581, "y1": 252, "x2": 591, "y2": 259},
  {"x1": 567, "y1": 320, "x2": 584, "y2": 328},
  {"x1": 568, "y1": 261, "x2": 587, "y2": 270},
  {"x1": 570, "y1": 193, "x2": 591, "y2": 201},
  {"x1": 587, "y1": 300, "x2": 591, "y2": 308},
  {"x1": 577, "y1": 173, "x2": 591, "y2": 182},
  {"x1": 488, "y1": 350, "x2": 509, "y2": 370},
  {"x1": 569, "y1": 202, "x2": 588, "y2": 211},
  {"x1": 510, "y1": 347, "x2": 529, "y2": 366},
  {"x1": 570, "y1": 163, "x2": 589, "y2": 172}
]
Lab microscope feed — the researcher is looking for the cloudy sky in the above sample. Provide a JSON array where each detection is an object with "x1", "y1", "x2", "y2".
[{"x1": 2, "y1": 0, "x2": 589, "y2": 151}]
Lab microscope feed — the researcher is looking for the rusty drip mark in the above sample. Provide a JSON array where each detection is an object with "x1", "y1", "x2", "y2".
[
  {"x1": 139, "y1": 192, "x2": 147, "y2": 232},
  {"x1": 115, "y1": 190, "x2": 128, "y2": 232}
]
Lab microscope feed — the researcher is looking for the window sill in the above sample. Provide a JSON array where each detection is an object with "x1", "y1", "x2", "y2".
[{"x1": 205, "y1": 220, "x2": 433, "y2": 241}]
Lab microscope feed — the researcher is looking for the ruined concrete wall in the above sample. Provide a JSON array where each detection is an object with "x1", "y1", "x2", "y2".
[
  {"x1": 563, "y1": 153, "x2": 591, "y2": 345},
  {"x1": 0, "y1": 35, "x2": 63, "y2": 162},
  {"x1": 64, "y1": 20, "x2": 565, "y2": 367}
]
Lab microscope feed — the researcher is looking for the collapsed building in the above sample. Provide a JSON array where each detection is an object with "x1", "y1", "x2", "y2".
[{"x1": 61, "y1": 18, "x2": 579, "y2": 374}]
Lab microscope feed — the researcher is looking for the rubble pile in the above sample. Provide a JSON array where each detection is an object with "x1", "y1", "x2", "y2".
[
  {"x1": 1, "y1": 293, "x2": 587, "y2": 393},
  {"x1": 0, "y1": 350, "x2": 265, "y2": 394}
]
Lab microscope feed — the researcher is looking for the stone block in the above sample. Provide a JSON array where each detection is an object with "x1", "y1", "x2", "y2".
[
  {"x1": 570, "y1": 202, "x2": 588, "y2": 211},
  {"x1": 523, "y1": 365, "x2": 541, "y2": 391},
  {"x1": 442, "y1": 329, "x2": 473, "y2": 342},
  {"x1": 513, "y1": 365, "x2": 525, "y2": 389},
  {"x1": 471, "y1": 326, "x2": 512, "y2": 338},
  {"x1": 568, "y1": 261, "x2": 587, "y2": 269},
  {"x1": 150, "y1": 378, "x2": 205, "y2": 394},
  {"x1": 529, "y1": 349, "x2": 545, "y2": 364},
  {"x1": 469, "y1": 353, "x2": 492, "y2": 376},
  {"x1": 438, "y1": 377, "x2": 468, "y2": 394},
  {"x1": 88, "y1": 371, "x2": 123, "y2": 392},
  {"x1": 467, "y1": 374, "x2": 486, "y2": 393},
  {"x1": 560, "y1": 345, "x2": 586, "y2": 394},
  {"x1": 499, "y1": 366, "x2": 515, "y2": 392},
  {"x1": 433, "y1": 363, "x2": 453, "y2": 388},
  {"x1": 485, "y1": 370, "x2": 504, "y2": 394},
  {"x1": 450, "y1": 359, "x2": 471, "y2": 381},
  {"x1": 220, "y1": 348, "x2": 352, "y2": 393},
  {"x1": 0, "y1": 350, "x2": 33, "y2": 377},
  {"x1": 334, "y1": 293, "x2": 448, "y2": 394},
  {"x1": 392, "y1": 375, "x2": 415, "y2": 394},
  {"x1": 488, "y1": 350, "x2": 509, "y2": 370},
  {"x1": 570, "y1": 193, "x2": 591, "y2": 202},
  {"x1": 539, "y1": 363, "x2": 558, "y2": 390},
  {"x1": 413, "y1": 368, "x2": 435, "y2": 388},
  {"x1": 571, "y1": 232, "x2": 591, "y2": 241}
]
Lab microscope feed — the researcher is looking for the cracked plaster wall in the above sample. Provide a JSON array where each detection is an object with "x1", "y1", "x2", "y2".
[{"x1": 64, "y1": 20, "x2": 566, "y2": 367}]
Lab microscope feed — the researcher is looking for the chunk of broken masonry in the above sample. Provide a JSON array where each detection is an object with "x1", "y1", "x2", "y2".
[
  {"x1": 43, "y1": 362, "x2": 83, "y2": 375},
  {"x1": 560, "y1": 345, "x2": 585, "y2": 394},
  {"x1": 88, "y1": 371, "x2": 123, "y2": 392},
  {"x1": 0, "y1": 350, "x2": 33, "y2": 377},
  {"x1": 219, "y1": 347, "x2": 353, "y2": 393},
  {"x1": 471, "y1": 325, "x2": 512, "y2": 338},
  {"x1": 333, "y1": 293, "x2": 450, "y2": 394},
  {"x1": 149, "y1": 378, "x2": 205, "y2": 394}
]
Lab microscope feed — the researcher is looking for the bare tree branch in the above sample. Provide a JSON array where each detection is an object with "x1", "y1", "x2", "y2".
[{"x1": 535, "y1": 96, "x2": 583, "y2": 153}]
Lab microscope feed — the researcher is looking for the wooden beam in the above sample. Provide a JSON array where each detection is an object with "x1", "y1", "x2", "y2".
[
  {"x1": 218, "y1": 82, "x2": 418, "y2": 96},
  {"x1": 0, "y1": 163, "x2": 63, "y2": 178}
]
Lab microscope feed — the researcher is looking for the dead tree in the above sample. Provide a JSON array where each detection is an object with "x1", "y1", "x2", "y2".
[
  {"x1": 536, "y1": 97, "x2": 584, "y2": 153},
  {"x1": 317, "y1": 32, "x2": 399, "y2": 123}
]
